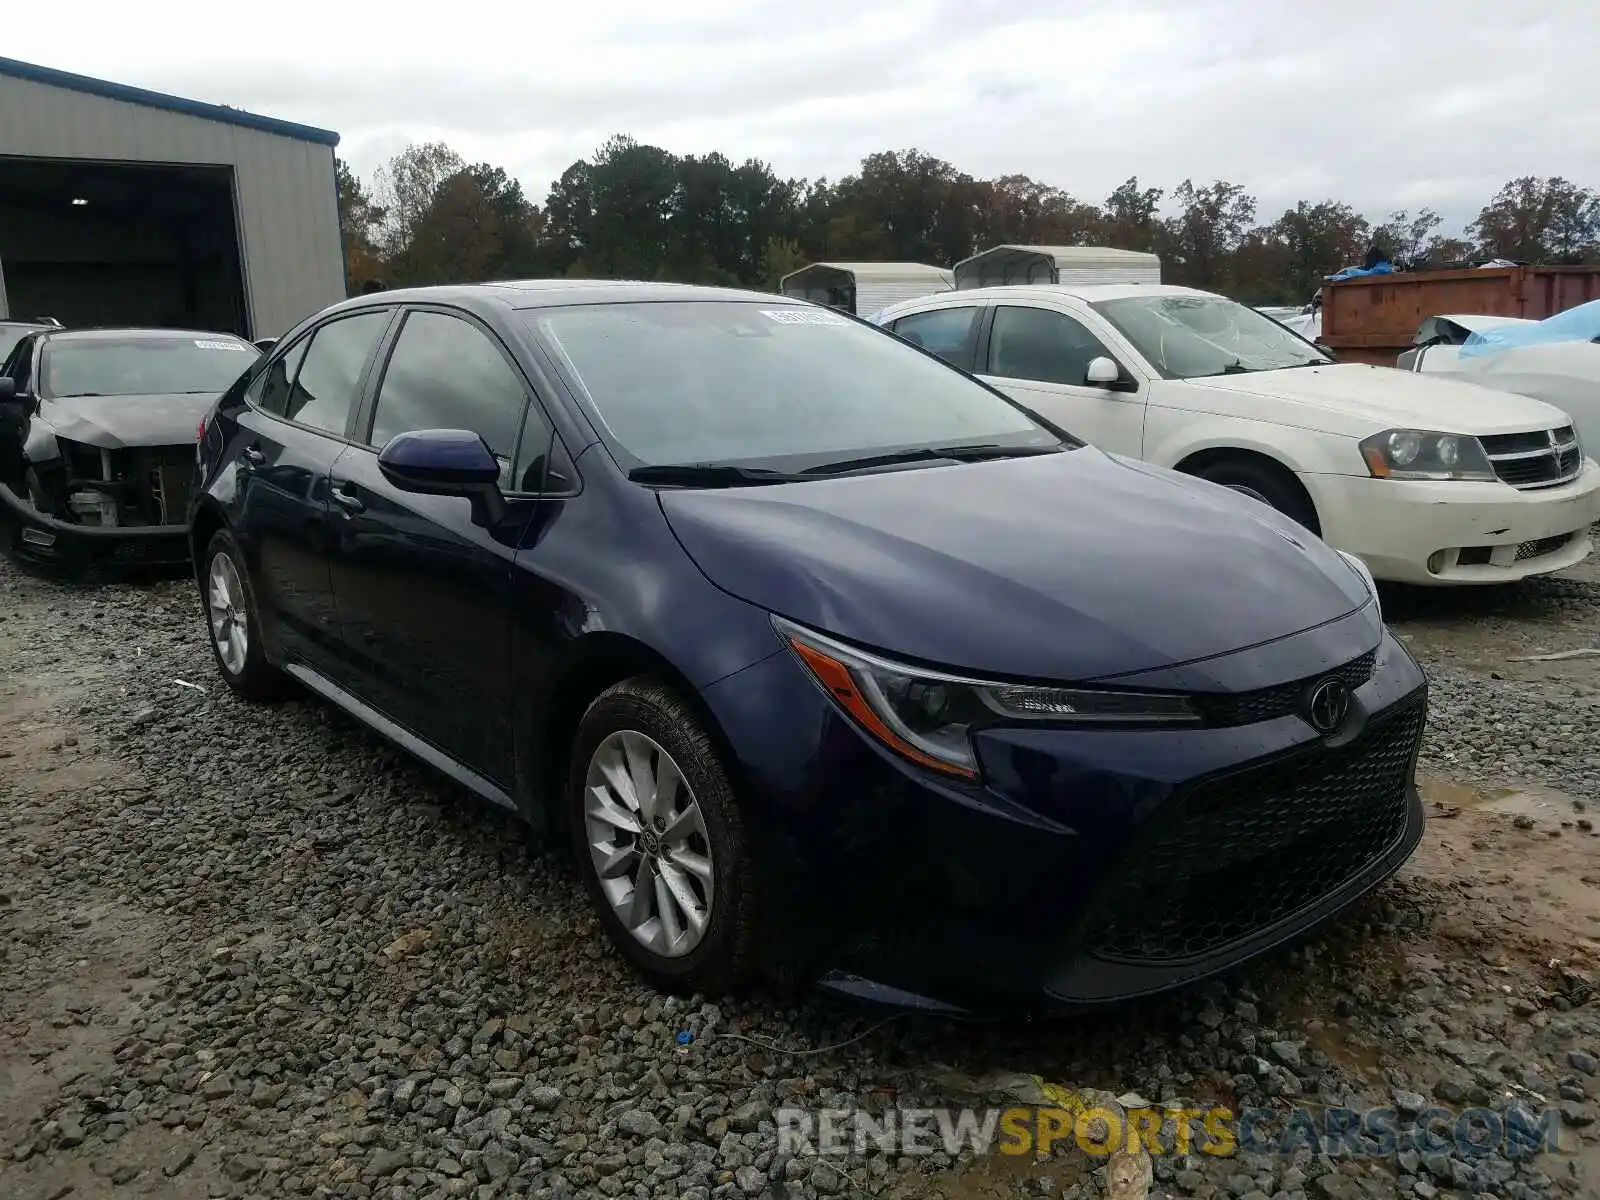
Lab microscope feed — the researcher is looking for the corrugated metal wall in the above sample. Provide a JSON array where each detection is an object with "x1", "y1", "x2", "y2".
[
  {"x1": 852, "y1": 276, "x2": 956, "y2": 316},
  {"x1": 0, "y1": 73, "x2": 344, "y2": 337}
]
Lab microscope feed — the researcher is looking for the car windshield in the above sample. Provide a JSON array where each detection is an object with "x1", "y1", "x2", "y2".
[
  {"x1": 40, "y1": 335, "x2": 259, "y2": 398},
  {"x1": 1093, "y1": 294, "x2": 1331, "y2": 380},
  {"x1": 529, "y1": 301, "x2": 1064, "y2": 472}
]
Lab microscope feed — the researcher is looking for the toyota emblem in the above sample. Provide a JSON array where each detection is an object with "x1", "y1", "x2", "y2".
[{"x1": 1306, "y1": 678, "x2": 1350, "y2": 734}]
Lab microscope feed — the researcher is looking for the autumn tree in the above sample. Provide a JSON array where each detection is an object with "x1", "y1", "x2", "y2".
[
  {"x1": 1420, "y1": 237, "x2": 1477, "y2": 269},
  {"x1": 1163, "y1": 180, "x2": 1258, "y2": 290},
  {"x1": 544, "y1": 136, "x2": 680, "y2": 279},
  {"x1": 1371, "y1": 208, "x2": 1441, "y2": 270},
  {"x1": 978, "y1": 175, "x2": 1103, "y2": 248},
  {"x1": 1272, "y1": 200, "x2": 1371, "y2": 299},
  {"x1": 1470, "y1": 177, "x2": 1600, "y2": 263},
  {"x1": 335, "y1": 159, "x2": 387, "y2": 289},
  {"x1": 827, "y1": 150, "x2": 991, "y2": 265},
  {"x1": 373, "y1": 143, "x2": 468, "y2": 263},
  {"x1": 1101, "y1": 177, "x2": 1164, "y2": 253},
  {"x1": 343, "y1": 135, "x2": 1598, "y2": 303},
  {"x1": 395, "y1": 164, "x2": 546, "y2": 286}
]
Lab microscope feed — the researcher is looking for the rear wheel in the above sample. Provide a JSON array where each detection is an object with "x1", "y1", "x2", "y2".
[
  {"x1": 201, "y1": 529, "x2": 288, "y2": 701},
  {"x1": 1193, "y1": 457, "x2": 1319, "y2": 532},
  {"x1": 567, "y1": 677, "x2": 762, "y2": 995}
]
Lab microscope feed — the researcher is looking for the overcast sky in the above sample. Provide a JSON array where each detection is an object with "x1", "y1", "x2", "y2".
[{"x1": 9, "y1": 0, "x2": 1597, "y2": 233}]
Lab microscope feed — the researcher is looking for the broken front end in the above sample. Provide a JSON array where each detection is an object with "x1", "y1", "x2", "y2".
[{"x1": 2, "y1": 439, "x2": 195, "y2": 570}]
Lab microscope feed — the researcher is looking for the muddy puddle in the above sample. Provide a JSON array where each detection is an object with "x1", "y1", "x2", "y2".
[{"x1": 1418, "y1": 774, "x2": 1582, "y2": 820}]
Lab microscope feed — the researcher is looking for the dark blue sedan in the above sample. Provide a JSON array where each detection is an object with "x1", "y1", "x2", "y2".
[{"x1": 188, "y1": 281, "x2": 1427, "y2": 1012}]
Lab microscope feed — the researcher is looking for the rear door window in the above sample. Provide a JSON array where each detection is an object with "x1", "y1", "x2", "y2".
[
  {"x1": 249, "y1": 338, "x2": 310, "y2": 417},
  {"x1": 281, "y1": 312, "x2": 391, "y2": 435},
  {"x1": 889, "y1": 307, "x2": 982, "y2": 370}
]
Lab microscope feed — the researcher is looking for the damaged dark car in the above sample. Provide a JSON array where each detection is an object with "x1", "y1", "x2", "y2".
[{"x1": 0, "y1": 327, "x2": 260, "y2": 569}]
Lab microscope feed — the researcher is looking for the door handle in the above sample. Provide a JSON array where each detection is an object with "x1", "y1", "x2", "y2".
[
  {"x1": 331, "y1": 482, "x2": 365, "y2": 514},
  {"x1": 239, "y1": 445, "x2": 266, "y2": 467}
]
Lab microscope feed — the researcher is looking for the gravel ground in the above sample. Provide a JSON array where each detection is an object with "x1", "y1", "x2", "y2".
[{"x1": 3, "y1": 544, "x2": 1600, "y2": 1200}]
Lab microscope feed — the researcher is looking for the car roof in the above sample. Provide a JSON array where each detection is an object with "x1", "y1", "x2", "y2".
[
  {"x1": 878, "y1": 283, "x2": 1218, "y2": 319},
  {"x1": 947, "y1": 283, "x2": 1214, "y2": 304},
  {"x1": 326, "y1": 278, "x2": 800, "y2": 312},
  {"x1": 40, "y1": 327, "x2": 255, "y2": 343},
  {"x1": 318, "y1": 279, "x2": 807, "y2": 320}
]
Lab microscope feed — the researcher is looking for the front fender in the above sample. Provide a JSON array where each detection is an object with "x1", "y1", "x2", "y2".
[
  {"x1": 22, "y1": 421, "x2": 61, "y2": 466},
  {"x1": 1146, "y1": 412, "x2": 1360, "y2": 477}
]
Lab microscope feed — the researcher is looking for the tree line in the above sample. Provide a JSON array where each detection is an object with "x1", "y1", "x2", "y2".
[{"x1": 336, "y1": 137, "x2": 1600, "y2": 307}]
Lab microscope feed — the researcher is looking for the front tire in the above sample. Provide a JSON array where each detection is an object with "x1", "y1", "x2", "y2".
[
  {"x1": 1193, "y1": 457, "x2": 1319, "y2": 532},
  {"x1": 201, "y1": 529, "x2": 288, "y2": 701},
  {"x1": 567, "y1": 677, "x2": 762, "y2": 996}
]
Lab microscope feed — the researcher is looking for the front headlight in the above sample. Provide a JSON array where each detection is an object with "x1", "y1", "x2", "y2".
[
  {"x1": 1358, "y1": 429, "x2": 1496, "y2": 482},
  {"x1": 773, "y1": 616, "x2": 1200, "y2": 779},
  {"x1": 1337, "y1": 549, "x2": 1381, "y2": 620}
]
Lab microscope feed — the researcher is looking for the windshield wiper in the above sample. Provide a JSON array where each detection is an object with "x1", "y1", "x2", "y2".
[
  {"x1": 628, "y1": 464, "x2": 804, "y2": 488},
  {"x1": 801, "y1": 443, "x2": 1064, "y2": 476},
  {"x1": 55, "y1": 391, "x2": 107, "y2": 397}
]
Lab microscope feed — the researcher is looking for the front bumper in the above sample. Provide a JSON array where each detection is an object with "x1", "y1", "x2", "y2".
[
  {"x1": 0, "y1": 481, "x2": 190, "y2": 570},
  {"x1": 1309, "y1": 460, "x2": 1600, "y2": 585},
  {"x1": 702, "y1": 616, "x2": 1429, "y2": 1012}
]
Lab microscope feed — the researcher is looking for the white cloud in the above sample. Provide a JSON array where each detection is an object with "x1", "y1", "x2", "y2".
[{"x1": 7, "y1": 0, "x2": 1598, "y2": 233}]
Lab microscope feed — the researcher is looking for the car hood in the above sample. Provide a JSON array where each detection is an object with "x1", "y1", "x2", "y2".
[
  {"x1": 1178, "y1": 362, "x2": 1573, "y2": 435},
  {"x1": 39, "y1": 392, "x2": 217, "y2": 449},
  {"x1": 658, "y1": 448, "x2": 1369, "y2": 683}
]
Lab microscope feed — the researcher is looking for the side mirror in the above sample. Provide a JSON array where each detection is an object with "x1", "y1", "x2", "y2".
[
  {"x1": 1085, "y1": 356, "x2": 1124, "y2": 388},
  {"x1": 0, "y1": 378, "x2": 14, "y2": 402},
  {"x1": 377, "y1": 428, "x2": 506, "y2": 526}
]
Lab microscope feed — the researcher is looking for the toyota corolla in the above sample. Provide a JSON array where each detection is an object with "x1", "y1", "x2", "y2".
[{"x1": 188, "y1": 281, "x2": 1428, "y2": 1011}]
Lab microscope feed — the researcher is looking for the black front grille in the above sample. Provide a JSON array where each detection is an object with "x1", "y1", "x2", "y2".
[
  {"x1": 1516, "y1": 533, "x2": 1575, "y2": 562},
  {"x1": 1481, "y1": 426, "x2": 1582, "y2": 490},
  {"x1": 1482, "y1": 428, "x2": 1568, "y2": 455},
  {"x1": 1079, "y1": 696, "x2": 1425, "y2": 965},
  {"x1": 1190, "y1": 649, "x2": 1376, "y2": 727}
]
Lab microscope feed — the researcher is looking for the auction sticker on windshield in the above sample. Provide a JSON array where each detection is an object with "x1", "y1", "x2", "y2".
[
  {"x1": 760, "y1": 310, "x2": 851, "y2": 326},
  {"x1": 194, "y1": 339, "x2": 251, "y2": 351}
]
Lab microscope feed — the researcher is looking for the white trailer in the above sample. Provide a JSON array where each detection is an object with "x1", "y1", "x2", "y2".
[
  {"x1": 780, "y1": 262, "x2": 954, "y2": 318},
  {"x1": 954, "y1": 245, "x2": 1161, "y2": 290}
]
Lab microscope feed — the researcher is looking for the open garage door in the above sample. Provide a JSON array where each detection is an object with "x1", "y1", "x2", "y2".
[{"x1": 0, "y1": 158, "x2": 248, "y2": 335}]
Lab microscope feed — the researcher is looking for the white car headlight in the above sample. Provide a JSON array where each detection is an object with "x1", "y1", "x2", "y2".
[
  {"x1": 774, "y1": 617, "x2": 1200, "y2": 779},
  {"x1": 1358, "y1": 429, "x2": 1496, "y2": 482},
  {"x1": 1337, "y1": 549, "x2": 1381, "y2": 619}
]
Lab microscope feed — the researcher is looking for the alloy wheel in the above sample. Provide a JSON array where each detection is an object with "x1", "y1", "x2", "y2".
[
  {"x1": 583, "y1": 729, "x2": 715, "y2": 957},
  {"x1": 207, "y1": 551, "x2": 249, "y2": 675}
]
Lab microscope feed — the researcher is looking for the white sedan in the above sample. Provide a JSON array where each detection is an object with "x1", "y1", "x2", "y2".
[{"x1": 874, "y1": 284, "x2": 1600, "y2": 585}]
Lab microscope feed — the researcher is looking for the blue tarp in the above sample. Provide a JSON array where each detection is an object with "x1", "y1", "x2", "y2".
[
  {"x1": 1325, "y1": 262, "x2": 1393, "y2": 281},
  {"x1": 1460, "y1": 298, "x2": 1600, "y2": 358}
]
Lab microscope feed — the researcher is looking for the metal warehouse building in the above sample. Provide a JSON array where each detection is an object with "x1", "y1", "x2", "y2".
[{"x1": 0, "y1": 57, "x2": 346, "y2": 339}]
